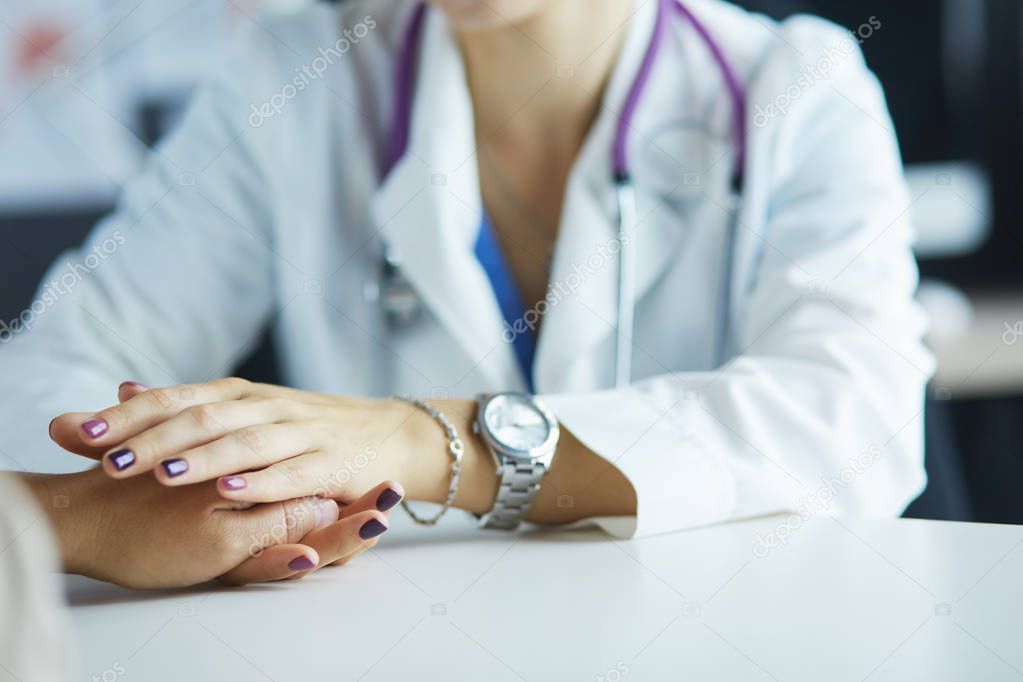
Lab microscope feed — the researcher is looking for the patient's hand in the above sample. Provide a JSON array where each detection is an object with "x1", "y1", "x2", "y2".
[{"x1": 19, "y1": 467, "x2": 398, "y2": 589}]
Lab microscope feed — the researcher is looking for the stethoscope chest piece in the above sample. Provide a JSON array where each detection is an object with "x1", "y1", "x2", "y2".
[{"x1": 374, "y1": 246, "x2": 422, "y2": 328}]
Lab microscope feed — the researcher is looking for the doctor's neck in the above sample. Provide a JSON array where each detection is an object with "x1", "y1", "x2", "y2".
[{"x1": 449, "y1": 0, "x2": 633, "y2": 159}]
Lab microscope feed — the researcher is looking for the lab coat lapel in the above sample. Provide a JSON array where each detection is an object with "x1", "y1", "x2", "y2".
[
  {"x1": 369, "y1": 7, "x2": 523, "y2": 389},
  {"x1": 534, "y1": 0, "x2": 685, "y2": 393}
]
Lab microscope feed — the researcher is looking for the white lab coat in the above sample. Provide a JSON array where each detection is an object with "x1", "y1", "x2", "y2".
[{"x1": 0, "y1": 0, "x2": 933, "y2": 537}]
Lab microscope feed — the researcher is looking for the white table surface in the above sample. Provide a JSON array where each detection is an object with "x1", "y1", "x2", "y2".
[{"x1": 65, "y1": 512, "x2": 1023, "y2": 682}]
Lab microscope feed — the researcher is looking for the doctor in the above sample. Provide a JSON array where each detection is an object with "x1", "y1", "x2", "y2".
[{"x1": 5, "y1": 0, "x2": 932, "y2": 587}]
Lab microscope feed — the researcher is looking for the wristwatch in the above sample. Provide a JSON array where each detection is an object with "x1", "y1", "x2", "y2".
[{"x1": 474, "y1": 392, "x2": 560, "y2": 530}]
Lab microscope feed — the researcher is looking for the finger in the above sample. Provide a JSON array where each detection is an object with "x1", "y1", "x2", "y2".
[
  {"x1": 326, "y1": 483, "x2": 402, "y2": 566},
  {"x1": 117, "y1": 381, "x2": 149, "y2": 403},
  {"x1": 100, "y1": 399, "x2": 303, "y2": 479},
  {"x1": 47, "y1": 382, "x2": 153, "y2": 459},
  {"x1": 215, "y1": 448, "x2": 367, "y2": 503},
  {"x1": 70, "y1": 377, "x2": 253, "y2": 448},
  {"x1": 328, "y1": 539, "x2": 378, "y2": 567},
  {"x1": 207, "y1": 492, "x2": 338, "y2": 585},
  {"x1": 49, "y1": 411, "x2": 108, "y2": 459},
  {"x1": 247, "y1": 496, "x2": 339, "y2": 547},
  {"x1": 147, "y1": 421, "x2": 317, "y2": 486},
  {"x1": 217, "y1": 544, "x2": 320, "y2": 586},
  {"x1": 300, "y1": 508, "x2": 389, "y2": 567},
  {"x1": 340, "y1": 480, "x2": 405, "y2": 517}
]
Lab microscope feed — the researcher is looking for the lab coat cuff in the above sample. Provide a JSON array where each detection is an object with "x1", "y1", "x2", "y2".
[{"x1": 541, "y1": 389, "x2": 736, "y2": 538}]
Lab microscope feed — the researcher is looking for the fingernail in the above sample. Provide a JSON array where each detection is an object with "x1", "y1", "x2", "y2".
[
  {"x1": 122, "y1": 381, "x2": 148, "y2": 391},
  {"x1": 220, "y1": 476, "x2": 246, "y2": 491},
  {"x1": 161, "y1": 459, "x2": 188, "y2": 477},
  {"x1": 48, "y1": 418, "x2": 57, "y2": 440},
  {"x1": 288, "y1": 555, "x2": 316, "y2": 572},
  {"x1": 376, "y1": 488, "x2": 402, "y2": 512},
  {"x1": 313, "y1": 498, "x2": 337, "y2": 529},
  {"x1": 359, "y1": 519, "x2": 388, "y2": 540},
  {"x1": 108, "y1": 449, "x2": 136, "y2": 471},
  {"x1": 81, "y1": 418, "x2": 108, "y2": 439}
]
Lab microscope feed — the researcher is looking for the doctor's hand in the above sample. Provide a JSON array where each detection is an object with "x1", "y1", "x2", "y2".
[
  {"x1": 49, "y1": 378, "x2": 433, "y2": 508},
  {"x1": 50, "y1": 378, "x2": 637, "y2": 528}
]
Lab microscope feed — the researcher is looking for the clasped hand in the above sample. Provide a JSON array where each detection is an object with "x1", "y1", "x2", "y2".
[{"x1": 46, "y1": 378, "x2": 422, "y2": 588}]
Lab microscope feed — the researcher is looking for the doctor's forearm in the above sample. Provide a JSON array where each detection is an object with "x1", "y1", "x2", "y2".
[{"x1": 399, "y1": 399, "x2": 636, "y2": 523}]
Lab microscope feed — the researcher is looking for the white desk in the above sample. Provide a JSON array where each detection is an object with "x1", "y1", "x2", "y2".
[{"x1": 65, "y1": 513, "x2": 1023, "y2": 682}]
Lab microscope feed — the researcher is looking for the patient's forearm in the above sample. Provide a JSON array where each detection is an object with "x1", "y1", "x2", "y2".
[
  {"x1": 17, "y1": 472, "x2": 97, "y2": 575},
  {"x1": 13, "y1": 474, "x2": 94, "y2": 576}
]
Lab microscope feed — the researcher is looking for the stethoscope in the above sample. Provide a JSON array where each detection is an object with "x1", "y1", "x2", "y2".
[{"x1": 376, "y1": 0, "x2": 747, "y2": 388}]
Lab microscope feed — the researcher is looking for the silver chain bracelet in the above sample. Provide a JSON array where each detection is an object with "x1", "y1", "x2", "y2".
[{"x1": 394, "y1": 395, "x2": 465, "y2": 526}]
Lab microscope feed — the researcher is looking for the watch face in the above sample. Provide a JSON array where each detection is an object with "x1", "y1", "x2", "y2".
[{"x1": 483, "y1": 393, "x2": 551, "y2": 453}]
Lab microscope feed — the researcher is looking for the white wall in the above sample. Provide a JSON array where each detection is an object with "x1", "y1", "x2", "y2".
[{"x1": 0, "y1": 0, "x2": 281, "y2": 212}]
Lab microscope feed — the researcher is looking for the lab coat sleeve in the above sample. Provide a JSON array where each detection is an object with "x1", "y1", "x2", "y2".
[
  {"x1": 542, "y1": 18, "x2": 934, "y2": 538},
  {"x1": 0, "y1": 24, "x2": 278, "y2": 473}
]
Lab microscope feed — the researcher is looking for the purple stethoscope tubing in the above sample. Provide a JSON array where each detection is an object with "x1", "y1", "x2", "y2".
[
  {"x1": 386, "y1": 1, "x2": 428, "y2": 175},
  {"x1": 616, "y1": 0, "x2": 746, "y2": 186},
  {"x1": 384, "y1": 0, "x2": 747, "y2": 385},
  {"x1": 388, "y1": 0, "x2": 746, "y2": 184}
]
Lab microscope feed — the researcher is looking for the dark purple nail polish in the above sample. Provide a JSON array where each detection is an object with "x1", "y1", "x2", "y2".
[
  {"x1": 81, "y1": 418, "x2": 108, "y2": 439},
  {"x1": 376, "y1": 488, "x2": 402, "y2": 511},
  {"x1": 359, "y1": 519, "x2": 388, "y2": 540},
  {"x1": 108, "y1": 449, "x2": 136, "y2": 471},
  {"x1": 161, "y1": 459, "x2": 188, "y2": 478},
  {"x1": 288, "y1": 556, "x2": 316, "y2": 572},
  {"x1": 221, "y1": 476, "x2": 246, "y2": 491}
]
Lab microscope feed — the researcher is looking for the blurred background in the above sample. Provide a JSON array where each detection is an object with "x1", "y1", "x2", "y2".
[{"x1": 0, "y1": 0, "x2": 1020, "y2": 523}]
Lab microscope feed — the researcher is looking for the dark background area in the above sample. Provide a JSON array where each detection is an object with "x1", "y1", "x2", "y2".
[{"x1": 1, "y1": 0, "x2": 1021, "y2": 523}]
